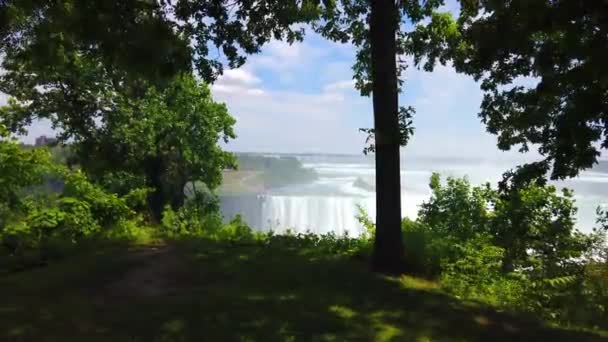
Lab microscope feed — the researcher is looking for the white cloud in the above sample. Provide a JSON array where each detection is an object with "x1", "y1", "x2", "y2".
[
  {"x1": 217, "y1": 69, "x2": 261, "y2": 86},
  {"x1": 247, "y1": 40, "x2": 329, "y2": 85},
  {"x1": 245, "y1": 88, "x2": 265, "y2": 96},
  {"x1": 266, "y1": 40, "x2": 304, "y2": 60},
  {"x1": 212, "y1": 67, "x2": 371, "y2": 154},
  {"x1": 211, "y1": 84, "x2": 266, "y2": 96},
  {"x1": 397, "y1": 61, "x2": 542, "y2": 161},
  {"x1": 209, "y1": 43, "x2": 514, "y2": 157},
  {"x1": 212, "y1": 68, "x2": 266, "y2": 96},
  {"x1": 211, "y1": 84, "x2": 237, "y2": 94},
  {"x1": 323, "y1": 79, "x2": 355, "y2": 93}
]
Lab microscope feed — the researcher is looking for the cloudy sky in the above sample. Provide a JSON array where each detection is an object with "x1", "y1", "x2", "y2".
[
  {"x1": 209, "y1": 32, "x2": 531, "y2": 160},
  {"x1": 0, "y1": 1, "x2": 589, "y2": 163}
]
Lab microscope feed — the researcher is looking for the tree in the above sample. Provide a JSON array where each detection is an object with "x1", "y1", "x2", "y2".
[
  {"x1": 418, "y1": 173, "x2": 592, "y2": 277},
  {"x1": 0, "y1": 0, "x2": 313, "y2": 83},
  {"x1": 408, "y1": 1, "x2": 608, "y2": 183},
  {"x1": 0, "y1": 0, "x2": 313, "y2": 220},
  {"x1": 0, "y1": 0, "x2": 191, "y2": 85},
  {"x1": 366, "y1": 0, "x2": 404, "y2": 273},
  {"x1": 314, "y1": 0, "x2": 442, "y2": 273},
  {"x1": 1, "y1": 62, "x2": 236, "y2": 220},
  {"x1": 0, "y1": 124, "x2": 53, "y2": 228},
  {"x1": 86, "y1": 74, "x2": 236, "y2": 220},
  {"x1": 2, "y1": 0, "x2": 446, "y2": 272}
]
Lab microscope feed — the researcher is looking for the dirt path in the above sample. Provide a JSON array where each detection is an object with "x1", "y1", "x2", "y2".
[{"x1": 100, "y1": 244, "x2": 192, "y2": 301}]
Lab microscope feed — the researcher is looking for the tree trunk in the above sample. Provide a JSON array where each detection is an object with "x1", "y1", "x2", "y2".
[
  {"x1": 370, "y1": 0, "x2": 405, "y2": 274},
  {"x1": 146, "y1": 156, "x2": 165, "y2": 222},
  {"x1": 170, "y1": 179, "x2": 186, "y2": 210}
]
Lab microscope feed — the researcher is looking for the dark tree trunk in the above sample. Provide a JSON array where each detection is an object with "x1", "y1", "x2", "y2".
[
  {"x1": 146, "y1": 156, "x2": 165, "y2": 222},
  {"x1": 369, "y1": 0, "x2": 405, "y2": 274},
  {"x1": 170, "y1": 180, "x2": 186, "y2": 210}
]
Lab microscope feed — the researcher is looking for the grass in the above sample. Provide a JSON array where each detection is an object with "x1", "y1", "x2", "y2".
[{"x1": 1, "y1": 238, "x2": 606, "y2": 341}]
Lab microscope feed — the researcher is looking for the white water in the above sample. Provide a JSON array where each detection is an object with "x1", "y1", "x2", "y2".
[{"x1": 220, "y1": 154, "x2": 608, "y2": 235}]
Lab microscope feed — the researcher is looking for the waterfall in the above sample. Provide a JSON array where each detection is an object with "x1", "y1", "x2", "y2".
[
  {"x1": 219, "y1": 155, "x2": 608, "y2": 234},
  {"x1": 219, "y1": 191, "x2": 428, "y2": 236},
  {"x1": 261, "y1": 195, "x2": 375, "y2": 236},
  {"x1": 220, "y1": 194, "x2": 375, "y2": 236}
]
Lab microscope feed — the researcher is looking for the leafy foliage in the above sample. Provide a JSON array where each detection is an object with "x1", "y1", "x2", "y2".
[
  {"x1": 355, "y1": 173, "x2": 608, "y2": 327},
  {"x1": 440, "y1": 238, "x2": 526, "y2": 308},
  {"x1": 419, "y1": 174, "x2": 607, "y2": 327},
  {"x1": 0, "y1": 124, "x2": 54, "y2": 225},
  {"x1": 418, "y1": 173, "x2": 590, "y2": 276},
  {"x1": 160, "y1": 205, "x2": 222, "y2": 238},
  {"x1": 89, "y1": 73, "x2": 236, "y2": 218},
  {"x1": 0, "y1": 0, "x2": 317, "y2": 84},
  {"x1": 409, "y1": 1, "x2": 608, "y2": 182},
  {"x1": 419, "y1": 173, "x2": 494, "y2": 241},
  {"x1": 1, "y1": 161, "x2": 147, "y2": 270},
  {"x1": 1, "y1": 62, "x2": 236, "y2": 219}
]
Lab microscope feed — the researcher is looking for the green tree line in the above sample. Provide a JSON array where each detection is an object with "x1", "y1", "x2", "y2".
[{"x1": 1, "y1": 0, "x2": 607, "y2": 280}]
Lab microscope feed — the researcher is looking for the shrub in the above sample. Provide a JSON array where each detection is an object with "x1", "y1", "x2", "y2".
[
  {"x1": 357, "y1": 206, "x2": 446, "y2": 275},
  {"x1": 492, "y1": 184, "x2": 582, "y2": 274},
  {"x1": 0, "y1": 125, "x2": 53, "y2": 228},
  {"x1": 418, "y1": 173, "x2": 494, "y2": 241},
  {"x1": 420, "y1": 174, "x2": 608, "y2": 327},
  {"x1": 0, "y1": 167, "x2": 147, "y2": 270},
  {"x1": 100, "y1": 218, "x2": 156, "y2": 244},
  {"x1": 216, "y1": 215, "x2": 254, "y2": 241},
  {"x1": 62, "y1": 170, "x2": 133, "y2": 228},
  {"x1": 579, "y1": 259, "x2": 608, "y2": 328},
  {"x1": 401, "y1": 218, "x2": 442, "y2": 276},
  {"x1": 440, "y1": 237, "x2": 526, "y2": 307},
  {"x1": 356, "y1": 205, "x2": 375, "y2": 241},
  {"x1": 160, "y1": 193, "x2": 223, "y2": 238}
]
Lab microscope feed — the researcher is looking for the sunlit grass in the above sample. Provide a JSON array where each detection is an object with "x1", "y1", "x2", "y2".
[{"x1": 1, "y1": 237, "x2": 604, "y2": 341}]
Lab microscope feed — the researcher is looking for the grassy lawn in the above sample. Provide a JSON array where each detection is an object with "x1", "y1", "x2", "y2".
[{"x1": 1, "y1": 239, "x2": 606, "y2": 341}]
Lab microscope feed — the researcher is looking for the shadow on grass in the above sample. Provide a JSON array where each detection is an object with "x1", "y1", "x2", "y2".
[{"x1": 1, "y1": 237, "x2": 606, "y2": 341}]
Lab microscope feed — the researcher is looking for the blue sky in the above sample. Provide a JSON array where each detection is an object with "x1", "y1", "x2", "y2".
[{"x1": 208, "y1": 30, "x2": 530, "y2": 160}]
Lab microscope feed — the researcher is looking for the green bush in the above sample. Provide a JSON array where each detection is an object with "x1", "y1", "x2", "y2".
[
  {"x1": 62, "y1": 170, "x2": 133, "y2": 228},
  {"x1": 216, "y1": 215, "x2": 255, "y2": 241},
  {"x1": 419, "y1": 173, "x2": 608, "y2": 328},
  {"x1": 160, "y1": 197, "x2": 223, "y2": 238},
  {"x1": 356, "y1": 205, "x2": 375, "y2": 241},
  {"x1": 100, "y1": 218, "x2": 156, "y2": 244},
  {"x1": 440, "y1": 237, "x2": 526, "y2": 307},
  {"x1": 0, "y1": 124, "x2": 54, "y2": 229},
  {"x1": 0, "y1": 166, "x2": 148, "y2": 271},
  {"x1": 419, "y1": 173, "x2": 494, "y2": 241},
  {"x1": 401, "y1": 218, "x2": 442, "y2": 276}
]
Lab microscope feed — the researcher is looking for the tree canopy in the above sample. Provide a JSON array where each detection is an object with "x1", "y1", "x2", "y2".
[
  {"x1": 409, "y1": 0, "x2": 608, "y2": 182},
  {"x1": 0, "y1": 0, "x2": 315, "y2": 82},
  {"x1": 87, "y1": 74, "x2": 237, "y2": 218},
  {"x1": 1, "y1": 58, "x2": 236, "y2": 220}
]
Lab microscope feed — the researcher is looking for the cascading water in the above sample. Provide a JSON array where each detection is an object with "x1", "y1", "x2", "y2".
[
  {"x1": 220, "y1": 155, "x2": 608, "y2": 235},
  {"x1": 259, "y1": 195, "x2": 375, "y2": 235},
  {"x1": 219, "y1": 158, "x2": 426, "y2": 236}
]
